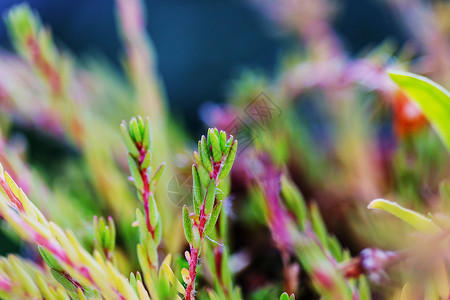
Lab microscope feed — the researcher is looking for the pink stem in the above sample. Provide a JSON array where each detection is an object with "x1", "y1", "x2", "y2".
[
  {"x1": 186, "y1": 154, "x2": 227, "y2": 299},
  {"x1": 186, "y1": 199, "x2": 209, "y2": 299},
  {"x1": 137, "y1": 144, "x2": 155, "y2": 239}
]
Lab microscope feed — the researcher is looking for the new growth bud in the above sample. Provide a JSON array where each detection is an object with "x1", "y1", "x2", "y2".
[
  {"x1": 183, "y1": 129, "x2": 238, "y2": 300},
  {"x1": 93, "y1": 216, "x2": 116, "y2": 261},
  {"x1": 120, "y1": 116, "x2": 164, "y2": 272}
]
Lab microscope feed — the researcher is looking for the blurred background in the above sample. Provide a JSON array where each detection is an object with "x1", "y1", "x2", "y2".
[{"x1": 0, "y1": 0, "x2": 407, "y2": 132}]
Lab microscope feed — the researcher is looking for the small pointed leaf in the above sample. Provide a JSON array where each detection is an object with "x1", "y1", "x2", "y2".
[
  {"x1": 197, "y1": 165, "x2": 210, "y2": 187},
  {"x1": 141, "y1": 150, "x2": 151, "y2": 170},
  {"x1": 39, "y1": 246, "x2": 63, "y2": 272},
  {"x1": 182, "y1": 206, "x2": 193, "y2": 244},
  {"x1": 200, "y1": 136, "x2": 213, "y2": 172},
  {"x1": 209, "y1": 128, "x2": 222, "y2": 163},
  {"x1": 204, "y1": 201, "x2": 223, "y2": 237},
  {"x1": 150, "y1": 163, "x2": 165, "y2": 186},
  {"x1": 142, "y1": 117, "x2": 152, "y2": 150},
  {"x1": 280, "y1": 293, "x2": 289, "y2": 300},
  {"x1": 219, "y1": 131, "x2": 227, "y2": 152},
  {"x1": 130, "y1": 118, "x2": 142, "y2": 143},
  {"x1": 218, "y1": 141, "x2": 237, "y2": 180},
  {"x1": 205, "y1": 178, "x2": 216, "y2": 214},
  {"x1": 192, "y1": 165, "x2": 202, "y2": 214},
  {"x1": 148, "y1": 194, "x2": 158, "y2": 228},
  {"x1": 127, "y1": 154, "x2": 144, "y2": 190},
  {"x1": 120, "y1": 123, "x2": 139, "y2": 157}
]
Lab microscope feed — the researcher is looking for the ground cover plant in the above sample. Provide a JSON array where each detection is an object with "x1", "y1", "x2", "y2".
[{"x1": 0, "y1": 0, "x2": 449, "y2": 299}]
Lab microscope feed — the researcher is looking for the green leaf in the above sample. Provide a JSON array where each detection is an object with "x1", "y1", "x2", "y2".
[
  {"x1": 359, "y1": 276, "x2": 371, "y2": 300},
  {"x1": 280, "y1": 292, "x2": 289, "y2": 300},
  {"x1": 127, "y1": 154, "x2": 144, "y2": 190},
  {"x1": 219, "y1": 131, "x2": 227, "y2": 152},
  {"x1": 50, "y1": 269, "x2": 77, "y2": 292},
  {"x1": 136, "y1": 271, "x2": 142, "y2": 283},
  {"x1": 154, "y1": 213, "x2": 162, "y2": 245},
  {"x1": 137, "y1": 116, "x2": 145, "y2": 132},
  {"x1": 93, "y1": 216, "x2": 102, "y2": 246},
  {"x1": 142, "y1": 117, "x2": 152, "y2": 150},
  {"x1": 148, "y1": 194, "x2": 158, "y2": 228},
  {"x1": 130, "y1": 117, "x2": 142, "y2": 143},
  {"x1": 368, "y1": 199, "x2": 440, "y2": 233},
  {"x1": 120, "y1": 123, "x2": 139, "y2": 157},
  {"x1": 207, "y1": 128, "x2": 212, "y2": 146},
  {"x1": 223, "y1": 136, "x2": 233, "y2": 156},
  {"x1": 204, "y1": 178, "x2": 216, "y2": 214},
  {"x1": 389, "y1": 70, "x2": 450, "y2": 152},
  {"x1": 39, "y1": 246, "x2": 63, "y2": 272},
  {"x1": 136, "y1": 209, "x2": 147, "y2": 243},
  {"x1": 145, "y1": 235, "x2": 158, "y2": 264},
  {"x1": 197, "y1": 164, "x2": 210, "y2": 187},
  {"x1": 209, "y1": 128, "x2": 222, "y2": 163},
  {"x1": 150, "y1": 163, "x2": 165, "y2": 186},
  {"x1": 107, "y1": 216, "x2": 116, "y2": 251},
  {"x1": 140, "y1": 150, "x2": 151, "y2": 170},
  {"x1": 216, "y1": 177, "x2": 229, "y2": 201},
  {"x1": 219, "y1": 197, "x2": 228, "y2": 238},
  {"x1": 200, "y1": 136, "x2": 213, "y2": 172},
  {"x1": 129, "y1": 273, "x2": 138, "y2": 295},
  {"x1": 281, "y1": 175, "x2": 307, "y2": 229},
  {"x1": 6, "y1": 5, "x2": 40, "y2": 54},
  {"x1": 327, "y1": 235, "x2": 342, "y2": 262},
  {"x1": 218, "y1": 140, "x2": 237, "y2": 180},
  {"x1": 207, "y1": 289, "x2": 221, "y2": 300},
  {"x1": 192, "y1": 165, "x2": 202, "y2": 214},
  {"x1": 182, "y1": 205, "x2": 193, "y2": 244},
  {"x1": 204, "y1": 201, "x2": 222, "y2": 237},
  {"x1": 193, "y1": 151, "x2": 203, "y2": 168},
  {"x1": 310, "y1": 203, "x2": 328, "y2": 247},
  {"x1": 221, "y1": 248, "x2": 232, "y2": 291}
]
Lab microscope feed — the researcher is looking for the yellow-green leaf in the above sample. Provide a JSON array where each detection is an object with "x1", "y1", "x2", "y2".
[
  {"x1": 389, "y1": 70, "x2": 450, "y2": 152},
  {"x1": 368, "y1": 199, "x2": 440, "y2": 233}
]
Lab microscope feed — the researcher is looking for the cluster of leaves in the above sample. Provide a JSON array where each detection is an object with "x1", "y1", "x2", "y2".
[{"x1": 181, "y1": 129, "x2": 238, "y2": 299}]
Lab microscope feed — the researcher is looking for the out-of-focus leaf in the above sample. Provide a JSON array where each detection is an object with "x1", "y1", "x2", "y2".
[
  {"x1": 127, "y1": 154, "x2": 143, "y2": 190},
  {"x1": 140, "y1": 150, "x2": 151, "y2": 170},
  {"x1": 389, "y1": 70, "x2": 450, "y2": 152},
  {"x1": 279, "y1": 292, "x2": 289, "y2": 300},
  {"x1": 368, "y1": 199, "x2": 440, "y2": 233},
  {"x1": 359, "y1": 276, "x2": 371, "y2": 300}
]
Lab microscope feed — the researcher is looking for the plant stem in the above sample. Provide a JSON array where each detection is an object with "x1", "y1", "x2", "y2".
[
  {"x1": 186, "y1": 245, "x2": 199, "y2": 300},
  {"x1": 186, "y1": 198, "x2": 209, "y2": 299},
  {"x1": 137, "y1": 144, "x2": 155, "y2": 238}
]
